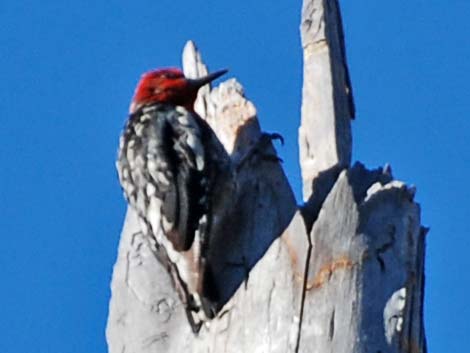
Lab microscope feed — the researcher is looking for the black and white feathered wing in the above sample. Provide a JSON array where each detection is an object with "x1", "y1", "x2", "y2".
[{"x1": 116, "y1": 103, "x2": 232, "y2": 331}]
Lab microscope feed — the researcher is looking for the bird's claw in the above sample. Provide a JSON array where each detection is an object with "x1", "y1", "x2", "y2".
[
  {"x1": 236, "y1": 131, "x2": 284, "y2": 171},
  {"x1": 263, "y1": 132, "x2": 284, "y2": 146},
  {"x1": 185, "y1": 308, "x2": 203, "y2": 334}
]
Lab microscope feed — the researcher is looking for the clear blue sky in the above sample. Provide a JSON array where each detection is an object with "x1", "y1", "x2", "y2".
[{"x1": 1, "y1": 1, "x2": 468, "y2": 352}]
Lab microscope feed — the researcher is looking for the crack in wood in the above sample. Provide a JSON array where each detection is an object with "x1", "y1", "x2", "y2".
[
  {"x1": 294, "y1": 225, "x2": 313, "y2": 353},
  {"x1": 267, "y1": 281, "x2": 276, "y2": 352},
  {"x1": 376, "y1": 226, "x2": 396, "y2": 272},
  {"x1": 142, "y1": 332, "x2": 169, "y2": 348},
  {"x1": 328, "y1": 309, "x2": 335, "y2": 341}
]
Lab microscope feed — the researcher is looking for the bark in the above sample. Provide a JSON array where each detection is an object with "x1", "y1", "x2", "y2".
[{"x1": 106, "y1": 1, "x2": 427, "y2": 352}]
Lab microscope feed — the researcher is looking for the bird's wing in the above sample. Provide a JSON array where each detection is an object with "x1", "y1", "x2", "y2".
[{"x1": 117, "y1": 104, "x2": 207, "y2": 252}]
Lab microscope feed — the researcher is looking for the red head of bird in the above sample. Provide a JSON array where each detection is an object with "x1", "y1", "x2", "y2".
[{"x1": 130, "y1": 68, "x2": 228, "y2": 113}]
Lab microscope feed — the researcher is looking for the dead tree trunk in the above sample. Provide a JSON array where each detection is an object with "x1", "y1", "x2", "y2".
[{"x1": 106, "y1": 1, "x2": 427, "y2": 352}]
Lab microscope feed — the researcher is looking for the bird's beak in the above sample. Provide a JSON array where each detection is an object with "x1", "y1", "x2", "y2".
[{"x1": 187, "y1": 69, "x2": 228, "y2": 88}]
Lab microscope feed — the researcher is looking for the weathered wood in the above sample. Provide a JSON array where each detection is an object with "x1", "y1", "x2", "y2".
[
  {"x1": 106, "y1": 42, "x2": 297, "y2": 353},
  {"x1": 299, "y1": 0, "x2": 355, "y2": 202},
  {"x1": 298, "y1": 164, "x2": 426, "y2": 353},
  {"x1": 295, "y1": 1, "x2": 427, "y2": 352},
  {"x1": 184, "y1": 40, "x2": 297, "y2": 311},
  {"x1": 107, "y1": 1, "x2": 427, "y2": 352}
]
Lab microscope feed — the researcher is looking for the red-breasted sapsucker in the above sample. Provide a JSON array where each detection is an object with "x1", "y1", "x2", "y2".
[{"x1": 117, "y1": 68, "x2": 231, "y2": 333}]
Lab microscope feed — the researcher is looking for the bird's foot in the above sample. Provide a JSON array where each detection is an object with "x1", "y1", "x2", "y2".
[
  {"x1": 185, "y1": 307, "x2": 203, "y2": 334},
  {"x1": 236, "y1": 132, "x2": 284, "y2": 172}
]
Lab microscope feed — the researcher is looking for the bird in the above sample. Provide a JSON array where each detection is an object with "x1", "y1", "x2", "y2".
[{"x1": 116, "y1": 67, "x2": 233, "y2": 333}]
